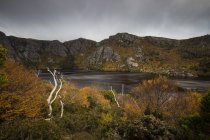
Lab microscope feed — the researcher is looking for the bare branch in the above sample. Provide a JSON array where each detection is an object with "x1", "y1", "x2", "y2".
[
  {"x1": 51, "y1": 79, "x2": 63, "y2": 104},
  {"x1": 47, "y1": 68, "x2": 57, "y2": 117},
  {"x1": 110, "y1": 86, "x2": 120, "y2": 108},
  {"x1": 59, "y1": 95, "x2": 64, "y2": 118}
]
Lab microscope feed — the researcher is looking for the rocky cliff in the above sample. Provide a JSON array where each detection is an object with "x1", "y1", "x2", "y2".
[{"x1": 1, "y1": 31, "x2": 210, "y2": 76}]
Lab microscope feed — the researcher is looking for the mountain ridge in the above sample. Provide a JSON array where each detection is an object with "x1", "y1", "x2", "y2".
[{"x1": 0, "y1": 31, "x2": 210, "y2": 76}]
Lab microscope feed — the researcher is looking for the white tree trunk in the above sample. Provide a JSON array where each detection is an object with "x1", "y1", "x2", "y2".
[
  {"x1": 47, "y1": 68, "x2": 57, "y2": 117},
  {"x1": 110, "y1": 86, "x2": 120, "y2": 108},
  {"x1": 46, "y1": 68, "x2": 65, "y2": 119},
  {"x1": 51, "y1": 79, "x2": 63, "y2": 104},
  {"x1": 59, "y1": 95, "x2": 64, "y2": 118}
]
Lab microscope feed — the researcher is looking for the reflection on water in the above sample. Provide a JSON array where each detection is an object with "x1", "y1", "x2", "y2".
[{"x1": 39, "y1": 71, "x2": 210, "y2": 92}]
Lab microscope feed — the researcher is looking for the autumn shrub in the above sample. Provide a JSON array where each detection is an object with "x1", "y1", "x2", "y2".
[
  {"x1": 0, "y1": 60, "x2": 48, "y2": 121},
  {"x1": 52, "y1": 85, "x2": 126, "y2": 139},
  {"x1": 119, "y1": 95, "x2": 143, "y2": 118},
  {"x1": 132, "y1": 76, "x2": 178, "y2": 111},
  {"x1": 132, "y1": 76, "x2": 201, "y2": 122},
  {"x1": 65, "y1": 86, "x2": 111, "y2": 109}
]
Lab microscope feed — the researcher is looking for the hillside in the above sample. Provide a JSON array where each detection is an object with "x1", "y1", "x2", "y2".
[{"x1": 0, "y1": 31, "x2": 210, "y2": 76}]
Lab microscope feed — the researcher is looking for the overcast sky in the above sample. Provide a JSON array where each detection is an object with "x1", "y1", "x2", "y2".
[{"x1": 0, "y1": 0, "x2": 210, "y2": 41}]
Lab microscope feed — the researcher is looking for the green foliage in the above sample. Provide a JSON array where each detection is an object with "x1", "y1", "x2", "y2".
[
  {"x1": 0, "y1": 46, "x2": 7, "y2": 67},
  {"x1": 197, "y1": 57, "x2": 210, "y2": 76},
  {"x1": 0, "y1": 73, "x2": 7, "y2": 88},
  {"x1": 121, "y1": 115, "x2": 176, "y2": 140},
  {"x1": 0, "y1": 119, "x2": 62, "y2": 140},
  {"x1": 100, "y1": 90, "x2": 115, "y2": 103},
  {"x1": 180, "y1": 115, "x2": 202, "y2": 130},
  {"x1": 87, "y1": 95, "x2": 97, "y2": 108},
  {"x1": 144, "y1": 105, "x2": 163, "y2": 119},
  {"x1": 70, "y1": 132, "x2": 95, "y2": 140},
  {"x1": 61, "y1": 55, "x2": 75, "y2": 69},
  {"x1": 179, "y1": 92, "x2": 210, "y2": 139},
  {"x1": 200, "y1": 91, "x2": 210, "y2": 122},
  {"x1": 0, "y1": 46, "x2": 7, "y2": 89}
]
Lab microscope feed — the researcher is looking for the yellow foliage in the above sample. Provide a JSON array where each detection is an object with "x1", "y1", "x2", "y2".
[
  {"x1": 123, "y1": 102, "x2": 142, "y2": 118},
  {"x1": 65, "y1": 86, "x2": 111, "y2": 109},
  {"x1": 74, "y1": 87, "x2": 90, "y2": 107},
  {"x1": 0, "y1": 60, "x2": 47, "y2": 121},
  {"x1": 184, "y1": 91, "x2": 202, "y2": 115},
  {"x1": 133, "y1": 75, "x2": 178, "y2": 111},
  {"x1": 100, "y1": 113, "x2": 113, "y2": 125},
  {"x1": 163, "y1": 91, "x2": 202, "y2": 122}
]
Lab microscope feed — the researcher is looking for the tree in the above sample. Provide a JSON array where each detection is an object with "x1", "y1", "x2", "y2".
[
  {"x1": 46, "y1": 68, "x2": 64, "y2": 119},
  {"x1": 132, "y1": 76, "x2": 178, "y2": 111},
  {"x1": 132, "y1": 76, "x2": 196, "y2": 121}
]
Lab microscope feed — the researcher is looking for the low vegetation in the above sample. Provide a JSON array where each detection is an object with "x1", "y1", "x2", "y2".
[{"x1": 0, "y1": 46, "x2": 209, "y2": 139}]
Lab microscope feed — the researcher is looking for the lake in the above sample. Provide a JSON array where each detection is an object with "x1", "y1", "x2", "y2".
[{"x1": 39, "y1": 71, "x2": 210, "y2": 93}]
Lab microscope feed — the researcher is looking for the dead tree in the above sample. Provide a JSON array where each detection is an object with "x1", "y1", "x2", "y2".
[
  {"x1": 110, "y1": 86, "x2": 120, "y2": 108},
  {"x1": 46, "y1": 68, "x2": 64, "y2": 119},
  {"x1": 59, "y1": 95, "x2": 64, "y2": 118}
]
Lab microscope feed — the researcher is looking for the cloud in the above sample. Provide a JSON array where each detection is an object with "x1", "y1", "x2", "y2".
[{"x1": 0, "y1": 0, "x2": 209, "y2": 41}]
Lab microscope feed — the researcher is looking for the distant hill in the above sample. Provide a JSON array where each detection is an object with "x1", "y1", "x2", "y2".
[{"x1": 0, "y1": 31, "x2": 210, "y2": 76}]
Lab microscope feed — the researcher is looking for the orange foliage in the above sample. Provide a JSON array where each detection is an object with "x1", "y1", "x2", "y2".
[
  {"x1": 132, "y1": 76, "x2": 178, "y2": 111},
  {"x1": 119, "y1": 95, "x2": 143, "y2": 118},
  {"x1": 132, "y1": 76, "x2": 201, "y2": 121},
  {"x1": 69, "y1": 86, "x2": 111, "y2": 109},
  {"x1": 0, "y1": 60, "x2": 47, "y2": 121}
]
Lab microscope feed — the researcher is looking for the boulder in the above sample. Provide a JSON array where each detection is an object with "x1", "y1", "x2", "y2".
[{"x1": 127, "y1": 57, "x2": 138, "y2": 67}]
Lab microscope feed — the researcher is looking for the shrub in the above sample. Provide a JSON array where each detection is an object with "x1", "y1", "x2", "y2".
[
  {"x1": 68, "y1": 87, "x2": 111, "y2": 109},
  {"x1": 132, "y1": 76, "x2": 178, "y2": 111},
  {"x1": 120, "y1": 95, "x2": 143, "y2": 118},
  {"x1": 0, "y1": 46, "x2": 7, "y2": 90},
  {"x1": 179, "y1": 92, "x2": 210, "y2": 139},
  {"x1": 100, "y1": 90, "x2": 115, "y2": 103},
  {"x1": 0, "y1": 119, "x2": 62, "y2": 140},
  {"x1": 70, "y1": 132, "x2": 95, "y2": 140},
  {"x1": 132, "y1": 76, "x2": 201, "y2": 122},
  {"x1": 0, "y1": 60, "x2": 48, "y2": 121},
  {"x1": 200, "y1": 91, "x2": 210, "y2": 122},
  {"x1": 0, "y1": 46, "x2": 7, "y2": 67},
  {"x1": 121, "y1": 115, "x2": 176, "y2": 140}
]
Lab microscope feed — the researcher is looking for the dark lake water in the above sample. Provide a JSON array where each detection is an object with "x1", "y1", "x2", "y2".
[{"x1": 39, "y1": 71, "x2": 210, "y2": 93}]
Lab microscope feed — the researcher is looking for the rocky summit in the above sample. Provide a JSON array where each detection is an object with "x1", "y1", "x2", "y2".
[{"x1": 0, "y1": 31, "x2": 210, "y2": 76}]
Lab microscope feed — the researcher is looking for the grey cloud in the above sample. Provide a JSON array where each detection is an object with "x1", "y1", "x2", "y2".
[{"x1": 0, "y1": 0, "x2": 209, "y2": 41}]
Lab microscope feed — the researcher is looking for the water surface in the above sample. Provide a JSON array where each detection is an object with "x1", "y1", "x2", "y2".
[{"x1": 39, "y1": 71, "x2": 210, "y2": 93}]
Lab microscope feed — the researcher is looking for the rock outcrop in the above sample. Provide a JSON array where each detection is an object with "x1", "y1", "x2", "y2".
[
  {"x1": 88, "y1": 46, "x2": 121, "y2": 65},
  {"x1": 63, "y1": 38, "x2": 96, "y2": 55},
  {"x1": 0, "y1": 33, "x2": 97, "y2": 68},
  {"x1": 126, "y1": 57, "x2": 138, "y2": 68}
]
